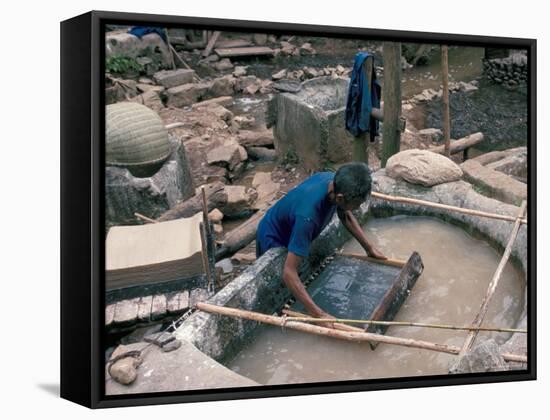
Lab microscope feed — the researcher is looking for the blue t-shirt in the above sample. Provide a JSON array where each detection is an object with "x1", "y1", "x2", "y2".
[{"x1": 256, "y1": 172, "x2": 337, "y2": 257}]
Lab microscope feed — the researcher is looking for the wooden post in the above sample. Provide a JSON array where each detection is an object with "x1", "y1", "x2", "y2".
[
  {"x1": 441, "y1": 45, "x2": 451, "y2": 157},
  {"x1": 381, "y1": 42, "x2": 402, "y2": 167},
  {"x1": 458, "y1": 200, "x2": 527, "y2": 356}
]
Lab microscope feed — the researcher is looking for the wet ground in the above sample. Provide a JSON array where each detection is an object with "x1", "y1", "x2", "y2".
[{"x1": 226, "y1": 216, "x2": 524, "y2": 385}]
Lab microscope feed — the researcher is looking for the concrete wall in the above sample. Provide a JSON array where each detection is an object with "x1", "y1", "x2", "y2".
[{"x1": 269, "y1": 77, "x2": 355, "y2": 170}]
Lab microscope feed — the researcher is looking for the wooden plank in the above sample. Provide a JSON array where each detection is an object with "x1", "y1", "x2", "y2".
[
  {"x1": 216, "y1": 39, "x2": 253, "y2": 49},
  {"x1": 429, "y1": 132, "x2": 484, "y2": 155},
  {"x1": 214, "y1": 46, "x2": 275, "y2": 58},
  {"x1": 367, "y1": 252, "x2": 424, "y2": 349},
  {"x1": 202, "y1": 31, "x2": 221, "y2": 57}
]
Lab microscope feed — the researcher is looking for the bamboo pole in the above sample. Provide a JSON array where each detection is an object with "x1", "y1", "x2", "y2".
[
  {"x1": 371, "y1": 191, "x2": 528, "y2": 225},
  {"x1": 282, "y1": 309, "x2": 526, "y2": 334},
  {"x1": 197, "y1": 303, "x2": 527, "y2": 363},
  {"x1": 336, "y1": 252, "x2": 406, "y2": 268},
  {"x1": 197, "y1": 302, "x2": 458, "y2": 354},
  {"x1": 459, "y1": 200, "x2": 528, "y2": 356}
]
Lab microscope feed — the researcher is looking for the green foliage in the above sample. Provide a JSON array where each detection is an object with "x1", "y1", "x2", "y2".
[
  {"x1": 106, "y1": 55, "x2": 143, "y2": 75},
  {"x1": 281, "y1": 149, "x2": 299, "y2": 165}
]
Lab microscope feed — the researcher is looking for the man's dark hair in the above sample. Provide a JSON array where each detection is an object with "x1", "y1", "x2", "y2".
[{"x1": 333, "y1": 162, "x2": 372, "y2": 203}]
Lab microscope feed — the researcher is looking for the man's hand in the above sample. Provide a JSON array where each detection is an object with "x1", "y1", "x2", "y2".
[
  {"x1": 310, "y1": 310, "x2": 336, "y2": 329},
  {"x1": 367, "y1": 245, "x2": 387, "y2": 260}
]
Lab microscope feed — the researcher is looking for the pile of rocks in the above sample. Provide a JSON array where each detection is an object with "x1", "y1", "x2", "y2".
[
  {"x1": 272, "y1": 64, "x2": 350, "y2": 83},
  {"x1": 409, "y1": 80, "x2": 479, "y2": 104},
  {"x1": 483, "y1": 52, "x2": 528, "y2": 88}
]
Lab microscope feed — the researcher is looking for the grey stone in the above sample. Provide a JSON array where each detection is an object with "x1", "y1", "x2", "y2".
[
  {"x1": 235, "y1": 75, "x2": 258, "y2": 92},
  {"x1": 190, "y1": 288, "x2": 211, "y2": 307},
  {"x1": 151, "y1": 295, "x2": 167, "y2": 321},
  {"x1": 214, "y1": 58, "x2": 234, "y2": 71},
  {"x1": 105, "y1": 137, "x2": 194, "y2": 227},
  {"x1": 449, "y1": 340, "x2": 508, "y2": 374},
  {"x1": 208, "y1": 208, "x2": 224, "y2": 223},
  {"x1": 207, "y1": 75, "x2": 236, "y2": 98},
  {"x1": 272, "y1": 69, "x2": 287, "y2": 80},
  {"x1": 162, "y1": 339, "x2": 182, "y2": 352},
  {"x1": 206, "y1": 143, "x2": 247, "y2": 171},
  {"x1": 268, "y1": 76, "x2": 353, "y2": 170},
  {"x1": 105, "y1": 304, "x2": 116, "y2": 326},
  {"x1": 191, "y1": 96, "x2": 233, "y2": 109},
  {"x1": 137, "y1": 296, "x2": 153, "y2": 322},
  {"x1": 237, "y1": 129, "x2": 274, "y2": 147},
  {"x1": 128, "y1": 90, "x2": 164, "y2": 113},
  {"x1": 222, "y1": 185, "x2": 256, "y2": 216},
  {"x1": 113, "y1": 298, "x2": 140, "y2": 326},
  {"x1": 461, "y1": 159, "x2": 527, "y2": 205},
  {"x1": 106, "y1": 32, "x2": 172, "y2": 69},
  {"x1": 105, "y1": 341, "x2": 256, "y2": 395},
  {"x1": 418, "y1": 128, "x2": 443, "y2": 143},
  {"x1": 153, "y1": 69, "x2": 195, "y2": 89},
  {"x1": 386, "y1": 149, "x2": 463, "y2": 187},
  {"x1": 215, "y1": 258, "x2": 234, "y2": 274},
  {"x1": 299, "y1": 42, "x2": 316, "y2": 55},
  {"x1": 246, "y1": 146, "x2": 277, "y2": 161},
  {"x1": 166, "y1": 291, "x2": 190, "y2": 315},
  {"x1": 165, "y1": 82, "x2": 210, "y2": 107},
  {"x1": 253, "y1": 34, "x2": 268, "y2": 45},
  {"x1": 233, "y1": 66, "x2": 248, "y2": 77},
  {"x1": 108, "y1": 355, "x2": 142, "y2": 385}
]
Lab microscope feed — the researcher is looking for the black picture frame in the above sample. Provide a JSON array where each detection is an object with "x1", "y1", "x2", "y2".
[{"x1": 60, "y1": 10, "x2": 536, "y2": 409}]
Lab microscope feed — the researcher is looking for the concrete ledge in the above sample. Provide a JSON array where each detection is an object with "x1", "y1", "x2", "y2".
[{"x1": 461, "y1": 159, "x2": 527, "y2": 206}]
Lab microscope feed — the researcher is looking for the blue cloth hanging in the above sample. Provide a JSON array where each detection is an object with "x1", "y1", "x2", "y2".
[
  {"x1": 127, "y1": 27, "x2": 167, "y2": 43},
  {"x1": 345, "y1": 52, "x2": 381, "y2": 140}
]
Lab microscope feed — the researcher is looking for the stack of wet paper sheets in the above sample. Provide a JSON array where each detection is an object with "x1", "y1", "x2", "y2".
[{"x1": 106, "y1": 212, "x2": 204, "y2": 290}]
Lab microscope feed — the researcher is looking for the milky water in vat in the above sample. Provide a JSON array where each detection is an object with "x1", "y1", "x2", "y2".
[{"x1": 226, "y1": 216, "x2": 524, "y2": 385}]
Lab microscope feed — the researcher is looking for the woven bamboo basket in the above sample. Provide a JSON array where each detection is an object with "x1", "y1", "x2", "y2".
[{"x1": 106, "y1": 102, "x2": 171, "y2": 177}]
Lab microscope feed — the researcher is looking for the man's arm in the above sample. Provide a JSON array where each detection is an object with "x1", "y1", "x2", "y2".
[
  {"x1": 283, "y1": 252, "x2": 332, "y2": 319},
  {"x1": 337, "y1": 208, "x2": 387, "y2": 259}
]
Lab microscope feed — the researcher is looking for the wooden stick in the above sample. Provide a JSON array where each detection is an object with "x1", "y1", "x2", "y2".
[
  {"x1": 459, "y1": 200, "x2": 527, "y2": 356},
  {"x1": 336, "y1": 252, "x2": 406, "y2": 268},
  {"x1": 282, "y1": 309, "x2": 527, "y2": 334},
  {"x1": 371, "y1": 191, "x2": 528, "y2": 225},
  {"x1": 199, "y1": 221, "x2": 213, "y2": 291},
  {"x1": 200, "y1": 187, "x2": 211, "y2": 238},
  {"x1": 165, "y1": 122, "x2": 186, "y2": 130},
  {"x1": 197, "y1": 303, "x2": 527, "y2": 363},
  {"x1": 134, "y1": 212, "x2": 157, "y2": 224},
  {"x1": 202, "y1": 30, "x2": 221, "y2": 57},
  {"x1": 429, "y1": 132, "x2": 484, "y2": 156},
  {"x1": 164, "y1": 29, "x2": 176, "y2": 70}
]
